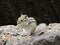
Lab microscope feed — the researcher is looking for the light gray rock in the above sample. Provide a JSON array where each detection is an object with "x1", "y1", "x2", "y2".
[
  {"x1": 0, "y1": 39, "x2": 7, "y2": 45},
  {"x1": 0, "y1": 23, "x2": 60, "y2": 45},
  {"x1": 0, "y1": 25, "x2": 22, "y2": 36},
  {"x1": 5, "y1": 23, "x2": 60, "y2": 45},
  {"x1": 0, "y1": 41, "x2": 4, "y2": 45},
  {"x1": 35, "y1": 23, "x2": 47, "y2": 35}
]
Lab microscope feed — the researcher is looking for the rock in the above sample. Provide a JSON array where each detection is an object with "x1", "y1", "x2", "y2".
[
  {"x1": 0, "y1": 41, "x2": 4, "y2": 45},
  {"x1": 48, "y1": 23, "x2": 60, "y2": 29},
  {"x1": 0, "y1": 25, "x2": 22, "y2": 36},
  {"x1": 35, "y1": 23, "x2": 47, "y2": 35},
  {"x1": 0, "y1": 23, "x2": 60, "y2": 45},
  {"x1": 5, "y1": 23, "x2": 60, "y2": 45}
]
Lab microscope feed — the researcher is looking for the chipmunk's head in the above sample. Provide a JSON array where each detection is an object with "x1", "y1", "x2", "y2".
[{"x1": 17, "y1": 14, "x2": 28, "y2": 24}]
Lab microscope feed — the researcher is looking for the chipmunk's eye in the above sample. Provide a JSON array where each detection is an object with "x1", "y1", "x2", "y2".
[
  {"x1": 25, "y1": 16, "x2": 27, "y2": 18},
  {"x1": 21, "y1": 20, "x2": 23, "y2": 22}
]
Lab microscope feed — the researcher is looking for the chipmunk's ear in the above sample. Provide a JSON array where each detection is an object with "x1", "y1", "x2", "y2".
[
  {"x1": 21, "y1": 13, "x2": 24, "y2": 16},
  {"x1": 21, "y1": 13, "x2": 28, "y2": 17}
]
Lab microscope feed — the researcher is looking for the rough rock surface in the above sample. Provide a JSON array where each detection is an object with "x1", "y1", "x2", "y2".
[
  {"x1": 35, "y1": 23, "x2": 47, "y2": 35},
  {"x1": 0, "y1": 25, "x2": 21, "y2": 36},
  {"x1": 0, "y1": 23, "x2": 60, "y2": 45}
]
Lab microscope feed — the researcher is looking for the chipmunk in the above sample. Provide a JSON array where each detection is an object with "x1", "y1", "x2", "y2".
[{"x1": 17, "y1": 14, "x2": 37, "y2": 36}]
